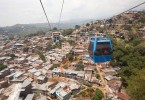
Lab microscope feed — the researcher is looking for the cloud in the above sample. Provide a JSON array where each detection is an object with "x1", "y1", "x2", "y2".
[{"x1": 0, "y1": 0, "x2": 145, "y2": 26}]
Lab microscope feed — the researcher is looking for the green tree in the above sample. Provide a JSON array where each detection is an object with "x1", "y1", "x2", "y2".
[
  {"x1": 128, "y1": 20, "x2": 133, "y2": 24},
  {"x1": 87, "y1": 87, "x2": 94, "y2": 92},
  {"x1": 119, "y1": 67, "x2": 133, "y2": 78},
  {"x1": 67, "y1": 40, "x2": 75, "y2": 46},
  {"x1": 96, "y1": 73, "x2": 100, "y2": 79},
  {"x1": 49, "y1": 64, "x2": 59, "y2": 70},
  {"x1": 81, "y1": 91, "x2": 86, "y2": 97},
  {"x1": 53, "y1": 27, "x2": 58, "y2": 30},
  {"x1": 117, "y1": 15, "x2": 121, "y2": 19},
  {"x1": 108, "y1": 19, "x2": 113, "y2": 24},
  {"x1": 127, "y1": 69, "x2": 145, "y2": 100},
  {"x1": 0, "y1": 63, "x2": 7, "y2": 71},
  {"x1": 131, "y1": 27, "x2": 137, "y2": 34},
  {"x1": 10, "y1": 54, "x2": 16, "y2": 59},
  {"x1": 83, "y1": 82, "x2": 92, "y2": 87},
  {"x1": 37, "y1": 51, "x2": 46, "y2": 62},
  {"x1": 111, "y1": 37, "x2": 145, "y2": 99},
  {"x1": 5, "y1": 53, "x2": 16, "y2": 59},
  {"x1": 23, "y1": 47, "x2": 29, "y2": 53},
  {"x1": 86, "y1": 23, "x2": 90, "y2": 26},
  {"x1": 46, "y1": 42, "x2": 52, "y2": 51},
  {"x1": 92, "y1": 89, "x2": 103, "y2": 100},
  {"x1": 76, "y1": 61, "x2": 84, "y2": 71},
  {"x1": 36, "y1": 31, "x2": 46, "y2": 35},
  {"x1": 62, "y1": 28, "x2": 74, "y2": 36},
  {"x1": 66, "y1": 54, "x2": 74, "y2": 61},
  {"x1": 139, "y1": 18, "x2": 145, "y2": 23},
  {"x1": 52, "y1": 41, "x2": 62, "y2": 49},
  {"x1": 63, "y1": 64, "x2": 68, "y2": 69},
  {"x1": 34, "y1": 92, "x2": 40, "y2": 99},
  {"x1": 87, "y1": 88, "x2": 95, "y2": 98},
  {"x1": 75, "y1": 25, "x2": 80, "y2": 29},
  {"x1": 98, "y1": 28, "x2": 104, "y2": 33},
  {"x1": 124, "y1": 25, "x2": 131, "y2": 31},
  {"x1": 131, "y1": 39, "x2": 141, "y2": 46}
]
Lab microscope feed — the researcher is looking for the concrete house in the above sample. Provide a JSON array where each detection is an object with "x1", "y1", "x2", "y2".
[
  {"x1": 20, "y1": 79, "x2": 32, "y2": 98},
  {"x1": 56, "y1": 87, "x2": 71, "y2": 100}
]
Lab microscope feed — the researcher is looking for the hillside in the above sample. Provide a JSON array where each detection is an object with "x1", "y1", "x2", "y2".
[
  {"x1": 109, "y1": 11, "x2": 145, "y2": 100},
  {"x1": 0, "y1": 19, "x2": 94, "y2": 37},
  {"x1": 73, "y1": 10, "x2": 145, "y2": 100}
]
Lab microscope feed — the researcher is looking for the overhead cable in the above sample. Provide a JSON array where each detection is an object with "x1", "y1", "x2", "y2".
[
  {"x1": 58, "y1": 0, "x2": 65, "y2": 29},
  {"x1": 39, "y1": 0, "x2": 51, "y2": 30}
]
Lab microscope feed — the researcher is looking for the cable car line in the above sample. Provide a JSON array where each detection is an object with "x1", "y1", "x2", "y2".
[
  {"x1": 104, "y1": 1, "x2": 145, "y2": 35},
  {"x1": 58, "y1": 0, "x2": 65, "y2": 29},
  {"x1": 39, "y1": 0, "x2": 51, "y2": 30},
  {"x1": 88, "y1": 1, "x2": 145, "y2": 63},
  {"x1": 120, "y1": 1, "x2": 145, "y2": 15},
  {"x1": 38, "y1": 0, "x2": 145, "y2": 63}
]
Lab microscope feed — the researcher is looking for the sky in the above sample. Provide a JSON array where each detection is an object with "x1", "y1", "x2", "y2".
[{"x1": 0, "y1": 0, "x2": 145, "y2": 27}]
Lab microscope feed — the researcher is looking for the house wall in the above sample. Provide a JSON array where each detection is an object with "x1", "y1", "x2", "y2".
[
  {"x1": 57, "y1": 92, "x2": 71, "y2": 100},
  {"x1": 20, "y1": 84, "x2": 32, "y2": 98},
  {"x1": 0, "y1": 80, "x2": 8, "y2": 88},
  {"x1": 0, "y1": 69, "x2": 10, "y2": 79}
]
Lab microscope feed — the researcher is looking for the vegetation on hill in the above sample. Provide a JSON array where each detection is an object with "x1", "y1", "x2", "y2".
[
  {"x1": 5, "y1": 53, "x2": 16, "y2": 59},
  {"x1": 66, "y1": 40, "x2": 75, "y2": 46},
  {"x1": 0, "y1": 22, "x2": 77, "y2": 37},
  {"x1": 66, "y1": 53, "x2": 74, "y2": 61},
  {"x1": 89, "y1": 11, "x2": 145, "y2": 100},
  {"x1": 52, "y1": 27, "x2": 58, "y2": 31},
  {"x1": 92, "y1": 88, "x2": 103, "y2": 100},
  {"x1": 23, "y1": 47, "x2": 29, "y2": 53},
  {"x1": 61, "y1": 39, "x2": 75, "y2": 46},
  {"x1": 0, "y1": 63, "x2": 7, "y2": 71},
  {"x1": 110, "y1": 38, "x2": 145, "y2": 100},
  {"x1": 75, "y1": 25, "x2": 80, "y2": 29},
  {"x1": 49, "y1": 64, "x2": 59, "y2": 70},
  {"x1": 62, "y1": 28, "x2": 74, "y2": 36},
  {"x1": 27, "y1": 31, "x2": 46, "y2": 37},
  {"x1": 75, "y1": 87, "x2": 95, "y2": 99},
  {"x1": 86, "y1": 23, "x2": 90, "y2": 26},
  {"x1": 52, "y1": 41, "x2": 62, "y2": 49},
  {"x1": 75, "y1": 61, "x2": 84, "y2": 71},
  {"x1": 37, "y1": 51, "x2": 46, "y2": 62}
]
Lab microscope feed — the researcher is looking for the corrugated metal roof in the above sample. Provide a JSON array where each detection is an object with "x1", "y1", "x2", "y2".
[
  {"x1": 14, "y1": 72, "x2": 24, "y2": 78},
  {"x1": 28, "y1": 68, "x2": 38, "y2": 73},
  {"x1": 24, "y1": 94, "x2": 34, "y2": 100},
  {"x1": 22, "y1": 79, "x2": 31, "y2": 88},
  {"x1": 37, "y1": 75, "x2": 45, "y2": 80},
  {"x1": 34, "y1": 71, "x2": 41, "y2": 76}
]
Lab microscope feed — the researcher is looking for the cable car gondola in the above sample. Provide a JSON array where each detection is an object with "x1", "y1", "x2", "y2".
[{"x1": 88, "y1": 36, "x2": 113, "y2": 63}]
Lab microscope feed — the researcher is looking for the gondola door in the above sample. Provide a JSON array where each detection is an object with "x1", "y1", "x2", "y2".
[{"x1": 88, "y1": 41, "x2": 94, "y2": 59}]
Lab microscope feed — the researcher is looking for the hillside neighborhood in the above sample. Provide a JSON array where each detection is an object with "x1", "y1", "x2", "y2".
[{"x1": 0, "y1": 10, "x2": 145, "y2": 100}]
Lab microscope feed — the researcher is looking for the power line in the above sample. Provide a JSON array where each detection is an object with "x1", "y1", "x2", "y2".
[
  {"x1": 58, "y1": 0, "x2": 65, "y2": 29},
  {"x1": 39, "y1": 0, "x2": 51, "y2": 30},
  {"x1": 105, "y1": 1, "x2": 145, "y2": 21}
]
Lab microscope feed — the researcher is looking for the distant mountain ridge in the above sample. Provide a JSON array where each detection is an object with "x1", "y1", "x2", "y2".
[{"x1": 0, "y1": 19, "x2": 94, "y2": 37}]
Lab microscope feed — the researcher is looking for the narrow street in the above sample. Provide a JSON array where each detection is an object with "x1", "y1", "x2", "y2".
[
  {"x1": 70, "y1": 84, "x2": 88, "y2": 99},
  {"x1": 96, "y1": 64, "x2": 107, "y2": 96}
]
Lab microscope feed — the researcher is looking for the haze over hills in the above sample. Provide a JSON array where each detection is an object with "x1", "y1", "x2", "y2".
[{"x1": 0, "y1": 19, "x2": 94, "y2": 37}]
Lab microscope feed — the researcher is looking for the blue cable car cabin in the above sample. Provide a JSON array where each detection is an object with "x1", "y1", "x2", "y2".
[{"x1": 88, "y1": 37, "x2": 113, "y2": 63}]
